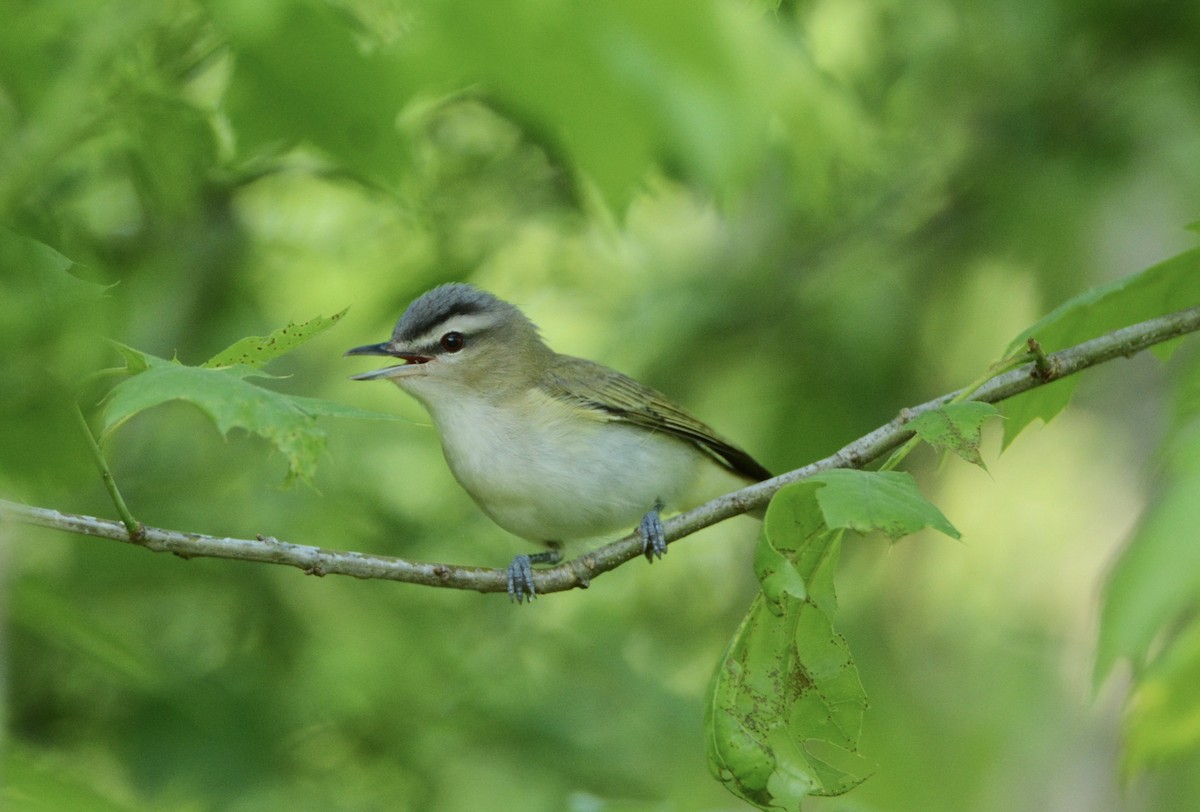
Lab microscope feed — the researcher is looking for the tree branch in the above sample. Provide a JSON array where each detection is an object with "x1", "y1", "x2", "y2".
[{"x1": 4, "y1": 304, "x2": 1200, "y2": 597}]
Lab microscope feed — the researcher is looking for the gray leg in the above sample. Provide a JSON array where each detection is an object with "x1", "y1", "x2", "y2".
[
  {"x1": 638, "y1": 501, "x2": 667, "y2": 562},
  {"x1": 507, "y1": 542, "x2": 563, "y2": 603}
]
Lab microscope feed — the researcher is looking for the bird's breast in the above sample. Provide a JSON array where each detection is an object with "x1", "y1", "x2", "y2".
[{"x1": 426, "y1": 391, "x2": 704, "y2": 542}]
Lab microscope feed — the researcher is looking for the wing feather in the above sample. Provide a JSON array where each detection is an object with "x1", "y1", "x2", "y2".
[{"x1": 542, "y1": 355, "x2": 772, "y2": 483}]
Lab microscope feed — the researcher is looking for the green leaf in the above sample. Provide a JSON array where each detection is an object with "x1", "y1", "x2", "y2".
[
  {"x1": 908, "y1": 402, "x2": 999, "y2": 470},
  {"x1": 400, "y1": 0, "x2": 824, "y2": 209},
  {"x1": 204, "y1": 309, "x2": 348, "y2": 368},
  {"x1": 1002, "y1": 248, "x2": 1200, "y2": 445},
  {"x1": 753, "y1": 482, "x2": 826, "y2": 609},
  {"x1": 106, "y1": 341, "x2": 152, "y2": 375},
  {"x1": 0, "y1": 226, "x2": 104, "y2": 303},
  {"x1": 101, "y1": 346, "x2": 400, "y2": 486},
  {"x1": 707, "y1": 483, "x2": 872, "y2": 810},
  {"x1": 996, "y1": 375, "x2": 1081, "y2": 450},
  {"x1": 810, "y1": 469, "x2": 960, "y2": 541},
  {"x1": 1120, "y1": 614, "x2": 1200, "y2": 774},
  {"x1": 708, "y1": 594, "x2": 871, "y2": 810},
  {"x1": 1094, "y1": 342, "x2": 1200, "y2": 776},
  {"x1": 0, "y1": 229, "x2": 116, "y2": 472},
  {"x1": 208, "y1": 0, "x2": 411, "y2": 185},
  {"x1": 754, "y1": 537, "x2": 808, "y2": 608},
  {"x1": 1096, "y1": 419, "x2": 1200, "y2": 683},
  {"x1": 762, "y1": 482, "x2": 839, "y2": 611},
  {"x1": 101, "y1": 354, "x2": 322, "y2": 484},
  {"x1": 0, "y1": 229, "x2": 111, "y2": 379}
]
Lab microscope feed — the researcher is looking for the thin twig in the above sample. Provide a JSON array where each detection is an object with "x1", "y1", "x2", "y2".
[{"x1": 4, "y1": 304, "x2": 1200, "y2": 597}]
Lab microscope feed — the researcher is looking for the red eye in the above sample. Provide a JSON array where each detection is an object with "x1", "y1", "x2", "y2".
[{"x1": 440, "y1": 331, "x2": 465, "y2": 352}]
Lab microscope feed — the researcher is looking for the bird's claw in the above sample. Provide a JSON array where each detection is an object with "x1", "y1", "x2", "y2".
[
  {"x1": 638, "y1": 503, "x2": 667, "y2": 562},
  {"x1": 506, "y1": 543, "x2": 562, "y2": 603},
  {"x1": 507, "y1": 555, "x2": 536, "y2": 603}
]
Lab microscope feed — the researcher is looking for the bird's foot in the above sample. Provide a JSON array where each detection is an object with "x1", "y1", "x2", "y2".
[
  {"x1": 638, "y1": 502, "x2": 667, "y2": 562},
  {"x1": 506, "y1": 542, "x2": 562, "y2": 603}
]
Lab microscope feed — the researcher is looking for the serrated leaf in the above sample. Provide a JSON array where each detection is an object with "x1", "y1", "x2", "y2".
[
  {"x1": 810, "y1": 469, "x2": 960, "y2": 541},
  {"x1": 1002, "y1": 248, "x2": 1200, "y2": 445},
  {"x1": 105, "y1": 341, "x2": 152, "y2": 375},
  {"x1": 101, "y1": 351, "x2": 400, "y2": 485},
  {"x1": 908, "y1": 402, "x2": 999, "y2": 469},
  {"x1": 707, "y1": 483, "x2": 872, "y2": 810},
  {"x1": 101, "y1": 355, "x2": 321, "y2": 484},
  {"x1": 204, "y1": 309, "x2": 348, "y2": 368}
]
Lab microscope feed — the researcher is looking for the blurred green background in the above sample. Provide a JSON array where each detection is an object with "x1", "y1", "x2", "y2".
[{"x1": 3, "y1": 0, "x2": 1200, "y2": 809}]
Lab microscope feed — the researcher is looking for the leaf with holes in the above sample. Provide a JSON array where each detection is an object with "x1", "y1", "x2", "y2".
[
  {"x1": 708, "y1": 483, "x2": 873, "y2": 810},
  {"x1": 203, "y1": 309, "x2": 348, "y2": 369}
]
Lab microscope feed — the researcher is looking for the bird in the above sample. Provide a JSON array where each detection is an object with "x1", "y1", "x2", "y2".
[{"x1": 346, "y1": 283, "x2": 771, "y2": 601}]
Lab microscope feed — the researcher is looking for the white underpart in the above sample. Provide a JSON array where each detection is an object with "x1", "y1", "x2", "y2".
[{"x1": 401, "y1": 379, "x2": 703, "y2": 542}]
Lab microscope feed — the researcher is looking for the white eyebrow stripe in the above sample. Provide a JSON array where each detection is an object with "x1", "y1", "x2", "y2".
[{"x1": 407, "y1": 312, "x2": 502, "y2": 345}]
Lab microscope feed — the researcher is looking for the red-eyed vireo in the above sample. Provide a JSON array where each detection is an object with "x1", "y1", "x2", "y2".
[{"x1": 347, "y1": 283, "x2": 771, "y2": 601}]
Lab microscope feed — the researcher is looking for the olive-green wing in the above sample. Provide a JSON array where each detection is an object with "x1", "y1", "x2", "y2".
[{"x1": 543, "y1": 355, "x2": 772, "y2": 483}]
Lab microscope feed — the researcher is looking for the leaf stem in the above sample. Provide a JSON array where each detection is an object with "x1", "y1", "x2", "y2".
[{"x1": 73, "y1": 404, "x2": 143, "y2": 541}]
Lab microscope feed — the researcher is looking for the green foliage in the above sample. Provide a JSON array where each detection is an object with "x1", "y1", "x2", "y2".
[
  {"x1": 809, "y1": 469, "x2": 960, "y2": 542},
  {"x1": 1118, "y1": 612, "x2": 1200, "y2": 773},
  {"x1": 993, "y1": 250, "x2": 1200, "y2": 780},
  {"x1": 0, "y1": 228, "x2": 110, "y2": 380},
  {"x1": 5, "y1": 744, "x2": 134, "y2": 812},
  {"x1": 101, "y1": 327, "x2": 398, "y2": 486},
  {"x1": 202, "y1": 309, "x2": 348, "y2": 368},
  {"x1": 709, "y1": 484, "x2": 867, "y2": 810},
  {"x1": 1095, "y1": 420, "x2": 1200, "y2": 686},
  {"x1": 195, "y1": 0, "x2": 858, "y2": 210},
  {"x1": 1001, "y1": 249, "x2": 1200, "y2": 445},
  {"x1": 1095, "y1": 350, "x2": 1200, "y2": 773},
  {"x1": 709, "y1": 474, "x2": 960, "y2": 810},
  {"x1": 394, "y1": 0, "x2": 846, "y2": 209},
  {"x1": 208, "y1": 0, "x2": 411, "y2": 186},
  {"x1": 4, "y1": 0, "x2": 1200, "y2": 809},
  {"x1": 0, "y1": 229, "x2": 115, "y2": 491},
  {"x1": 908, "y1": 403, "x2": 1000, "y2": 470},
  {"x1": 0, "y1": 227, "x2": 105, "y2": 310}
]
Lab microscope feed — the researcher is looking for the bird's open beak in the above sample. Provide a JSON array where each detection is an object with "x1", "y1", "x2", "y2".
[{"x1": 345, "y1": 342, "x2": 432, "y2": 381}]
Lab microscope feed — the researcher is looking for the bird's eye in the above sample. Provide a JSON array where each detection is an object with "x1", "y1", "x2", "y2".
[{"x1": 440, "y1": 331, "x2": 465, "y2": 353}]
